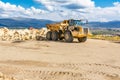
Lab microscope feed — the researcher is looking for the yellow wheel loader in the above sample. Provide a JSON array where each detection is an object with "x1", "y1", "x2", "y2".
[{"x1": 46, "y1": 19, "x2": 91, "y2": 42}]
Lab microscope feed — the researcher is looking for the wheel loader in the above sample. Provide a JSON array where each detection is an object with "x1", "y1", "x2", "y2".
[{"x1": 46, "y1": 19, "x2": 91, "y2": 42}]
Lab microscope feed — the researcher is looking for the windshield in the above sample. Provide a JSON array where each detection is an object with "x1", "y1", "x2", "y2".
[{"x1": 69, "y1": 20, "x2": 87, "y2": 26}]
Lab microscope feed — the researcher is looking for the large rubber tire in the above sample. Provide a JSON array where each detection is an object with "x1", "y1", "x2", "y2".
[
  {"x1": 64, "y1": 31, "x2": 73, "y2": 42},
  {"x1": 51, "y1": 31, "x2": 59, "y2": 41},
  {"x1": 58, "y1": 30, "x2": 64, "y2": 40},
  {"x1": 78, "y1": 37, "x2": 87, "y2": 42},
  {"x1": 46, "y1": 31, "x2": 52, "y2": 40}
]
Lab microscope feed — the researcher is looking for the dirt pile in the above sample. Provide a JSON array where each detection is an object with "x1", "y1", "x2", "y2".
[{"x1": 0, "y1": 27, "x2": 47, "y2": 41}]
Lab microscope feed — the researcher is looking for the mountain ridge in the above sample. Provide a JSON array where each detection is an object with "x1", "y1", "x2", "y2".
[{"x1": 0, "y1": 18, "x2": 120, "y2": 29}]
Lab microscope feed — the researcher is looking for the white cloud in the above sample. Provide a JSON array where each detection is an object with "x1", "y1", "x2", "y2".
[
  {"x1": 33, "y1": 0, "x2": 120, "y2": 22},
  {"x1": 0, "y1": 0, "x2": 120, "y2": 22},
  {"x1": 113, "y1": 2, "x2": 120, "y2": 7},
  {"x1": 35, "y1": 0, "x2": 95, "y2": 11},
  {"x1": 0, "y1": 1, "x2": 47, "y2": 18},
  {"x1": 83, "y1": 2, "x2": 120, "y2": 22}
]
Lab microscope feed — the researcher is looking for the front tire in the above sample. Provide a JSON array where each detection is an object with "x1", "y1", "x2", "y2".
[
  {"x1": 78, "y1": 37, "x2": 87, "y2": 42},
  {"x1": 64, "y1": 31, "x2": 73, "y2": 42}
]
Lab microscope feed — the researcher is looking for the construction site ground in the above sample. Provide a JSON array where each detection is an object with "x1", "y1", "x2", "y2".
[{"x1": 0, "y1": 39, "x2": 120, "y2": 80}]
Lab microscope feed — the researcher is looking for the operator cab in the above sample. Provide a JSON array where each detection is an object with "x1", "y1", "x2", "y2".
[{"x1": 69, "y1": 19, "x2": 88, "y2": 26}]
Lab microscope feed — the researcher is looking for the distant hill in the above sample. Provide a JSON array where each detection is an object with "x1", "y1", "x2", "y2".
[
  {"x1": 88, "y1": 21, "x2": 120, "y2": 28},
  {"x1": 0, "y1": 18, "x2": 120, "y2": 29},
  {"x1": 0, "y1": 23, "x2": 7, "y2": 27},
  {"x1": 0, "y1": 18, "x2": 55, "y2": 29}
]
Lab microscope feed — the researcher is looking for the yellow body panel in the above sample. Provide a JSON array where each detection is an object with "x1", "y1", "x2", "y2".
[{"x1": 72, "y1": 31, "x2": 87, "y2": 38}]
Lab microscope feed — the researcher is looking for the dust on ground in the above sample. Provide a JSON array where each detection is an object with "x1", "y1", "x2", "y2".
[{"x1": 0, "y1": 39, "x2": 120, "y2": 80}]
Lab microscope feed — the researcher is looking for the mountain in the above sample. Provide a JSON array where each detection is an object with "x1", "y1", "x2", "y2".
[
  {"x1": 88, "y1": 21, "x2": 120, "y2": 28},
  {"x1": 0, "y1": 18, "x2": 120, "y2": 29},
  {"x1": 0, "y1": 18, "x2": 55, "y2": 29},
  {"x1": 0, "y1": 23, "x2": 7, "y2": 27}
]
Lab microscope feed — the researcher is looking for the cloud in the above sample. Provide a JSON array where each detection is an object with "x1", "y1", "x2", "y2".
[
  {"x1": 35, "y1": 0, "x2": 95, "y2": 11},
  {"x1": 34, "y1": 0, "x2": 120, "y2": 22},
  {"x1": 0, "y1": 0, "x2": 120, "y2": 22},
  {"x1": 33, "y1": 0, "x2": 96, "y2": 20},
  {"x1": 83, "y1": 2, "x2": 120, "y2": 22},
  {"x1": 113, "y1": 2, "x2": 120, "y2": 7},
  {"x1": 63, "y1": 4, "x2": 85, "y2": 9},
  {"x1": 0, "y1": 1, "x2": 47, "y2": 18}
]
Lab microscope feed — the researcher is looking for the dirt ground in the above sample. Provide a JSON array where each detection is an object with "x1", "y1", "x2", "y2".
[{"x1": 0, "y1": 39, "x2": 120, "y2": 80}]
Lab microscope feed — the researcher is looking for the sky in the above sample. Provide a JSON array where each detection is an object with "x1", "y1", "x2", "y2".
[{"x1": 0, "y1": 0, "x2": 120, "y2": 22}]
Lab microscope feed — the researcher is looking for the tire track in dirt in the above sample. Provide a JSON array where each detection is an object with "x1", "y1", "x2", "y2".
[
  {"x1": 0, "y1": 61, "x2": 120, "y2": 80},
  {"x1": 55, "y1": 63, "x2": 120, "y2": 80},
  {"x1": 57, "y1": 63, "x2": 120, "y2": 76}
]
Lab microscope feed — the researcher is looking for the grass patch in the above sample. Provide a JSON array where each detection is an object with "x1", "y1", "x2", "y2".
[{"x1": 89, "y1": 35, "x2": 120, "y2": 42}]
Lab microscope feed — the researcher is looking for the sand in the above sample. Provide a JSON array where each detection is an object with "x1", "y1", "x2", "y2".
[{"x1": 0, "y1": 39, "x2": 120, "y2": 80}]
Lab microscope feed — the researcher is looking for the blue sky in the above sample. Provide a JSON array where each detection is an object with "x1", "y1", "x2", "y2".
[
  {"x1": 2, "y1": 0, "x2": 43, "y2": 8},
  {"x1": 0, "y1": 0, "x2": 120, "y2": 21},
  {"x1": 93, "y1": 0, "x2": 120, "y2": 7}
]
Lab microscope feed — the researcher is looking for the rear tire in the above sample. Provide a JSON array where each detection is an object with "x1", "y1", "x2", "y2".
[
  {"x1": 64, "y1": 31, "x2": 73, "y2": 42},
  {"x1": 46, "y1": 31, "x2": 52, "y2": 40},
  {"x1": 51, "y1": 31, "x2": 59, "y2": 41},
  {"x1": 78, "y1": 37, "x2": 87, "y2": 42}
]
